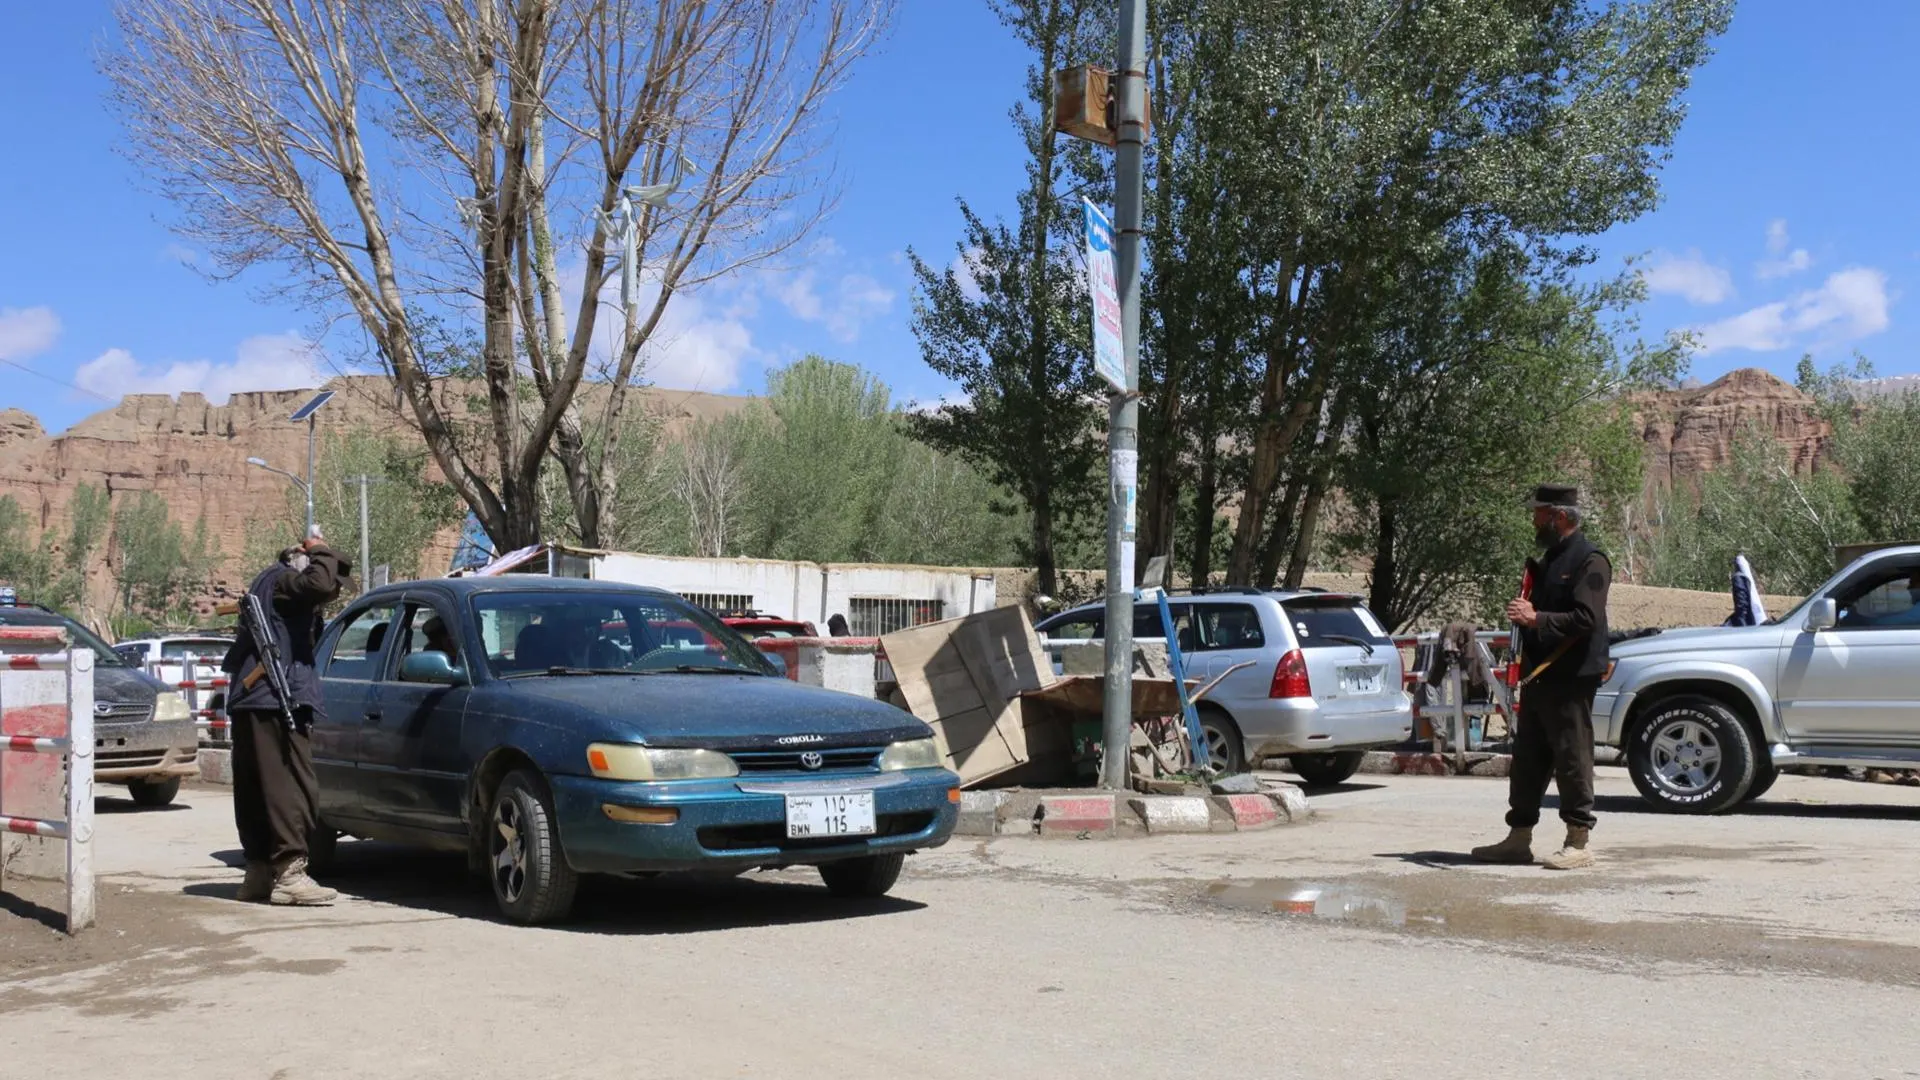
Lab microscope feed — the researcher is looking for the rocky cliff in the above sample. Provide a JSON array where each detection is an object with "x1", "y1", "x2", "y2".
[
  {"x1": 1628, "y1": 368, "x2": 1830, "y2": 497},
  {"x1": 0, "y1": 376, "x2": 752, "y2": 616}
]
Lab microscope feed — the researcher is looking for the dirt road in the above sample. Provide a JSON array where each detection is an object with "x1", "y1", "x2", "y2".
[{"x1": 5, "y1": 770, "x2": 1919, "y2": 1079}]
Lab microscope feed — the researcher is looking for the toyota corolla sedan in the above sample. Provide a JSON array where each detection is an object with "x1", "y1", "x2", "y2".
[{"x1": 309, "y1": 576, "x2": 960, "y2": 924}]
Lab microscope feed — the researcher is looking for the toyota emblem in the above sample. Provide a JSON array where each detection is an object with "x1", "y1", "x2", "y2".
[
  {"x1": 799, "y1": 751, "x2": 824, "y2": 771},
  {"x1": 94, "y1": 702, "x2": 115, "y2": 717}
]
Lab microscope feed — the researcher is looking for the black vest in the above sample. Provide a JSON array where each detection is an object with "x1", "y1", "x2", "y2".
[
  {"x1": 221, "y1": 563, "x2": 328, "y2": 717},
  {"x1": 1523, "y1": 532, "x2": 1611, "y2": 682}
]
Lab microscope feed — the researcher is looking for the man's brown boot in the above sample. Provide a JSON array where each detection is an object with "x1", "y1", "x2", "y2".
[
  {"x1": 270, "y1": 857, "x2": 339, "y2": 906},
  {"x1": 1541, "y1": 826, "x2": 1594, "y2": 870},
  {"x1": 1470, "y1": 827, "x2": 1534, "y2": 864},
  {"x1": 236, "y1": 861, "x2": 274, "y2": 903}
]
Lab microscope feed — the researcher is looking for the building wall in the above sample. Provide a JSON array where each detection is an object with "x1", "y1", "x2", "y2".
[{"x1": 586, "y1": 552, "x2": 998, "y2": 632}]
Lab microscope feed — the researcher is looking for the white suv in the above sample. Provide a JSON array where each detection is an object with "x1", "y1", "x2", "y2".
[
  {"x1": 1035, "y1": 590, "x2": 1414, "y2": 784},
  {"x1": 113, "y1": 635, "x2": 234, "y2": 712}
]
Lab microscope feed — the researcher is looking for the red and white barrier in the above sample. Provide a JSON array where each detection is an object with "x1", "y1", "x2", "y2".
[
  {"x1": 0, "y1": 626, "x2": 95, "y2": 933},
  {"x1": 146, "y1": 653, "x2": 230, "y2": 746}
]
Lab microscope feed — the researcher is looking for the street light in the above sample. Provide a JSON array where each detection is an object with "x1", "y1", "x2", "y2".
[
  {"x1": 286, "y1": 390, "x2": 334, "y2": 537},
  {"x1": 246, "y1": 456, "x2": 312, "y2": 518}
]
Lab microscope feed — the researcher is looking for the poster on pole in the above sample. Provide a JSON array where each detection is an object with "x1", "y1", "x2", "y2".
[{"x1": 1083, "y1": 199, "x2": 1126, "y2": 392}]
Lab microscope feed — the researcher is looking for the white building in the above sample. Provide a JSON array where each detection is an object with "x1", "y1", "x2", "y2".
[{"x1": 470, "y1": 545, "x2": 1001, "y2": 637}]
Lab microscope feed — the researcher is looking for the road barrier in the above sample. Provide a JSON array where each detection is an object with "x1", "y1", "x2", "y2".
[
  {"x1": 146, "y1": 654, "x2": 230, "y2": 745},
  {"x1": 0, "y1": 626, "x2": 96, "y2": 933}
]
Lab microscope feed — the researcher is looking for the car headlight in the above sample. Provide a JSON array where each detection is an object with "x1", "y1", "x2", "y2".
[
  {"x1": 877, "y1": 737, "x2": 942, "y2": 772},
  {"x1": 153, "y1": 692, "x2": 191, "y2": 723},
  {"x1": 1602, "y1": 661, "x2": 1618, "y2": 685},
  {"x1": 586, "y1": 744, "x2": 739, "y2": 781}
]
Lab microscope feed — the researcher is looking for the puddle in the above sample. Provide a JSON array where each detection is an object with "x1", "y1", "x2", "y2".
[
  {"x1": 1199, "y1": 874, "x2": 1920, "y2": 989},
  {"x1": 1207, "y1": 881, "x2": 1427, "y2": 928}
]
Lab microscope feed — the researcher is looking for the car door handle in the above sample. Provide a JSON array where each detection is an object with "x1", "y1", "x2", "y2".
[{"x1": 364, "y1": 710, "x2": 383, "y2": 721}]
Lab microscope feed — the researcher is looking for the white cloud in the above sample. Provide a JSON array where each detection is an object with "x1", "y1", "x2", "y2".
[
  {"x1": 907, "y1": 390, "x2": 971, "y2": 415},
  {"x1": 73, "y1": 333, "x2": 325, "y2": 403},
  {"x1": 1639, "y1": 251, "x2": 1735, "y2": 305},
  {"x1": 770, "y1": 267, "x2": 896, "y2": 343},
  {"x1": 0, "y1": 306, "x2": 61, "y2": 361},
  {"x1": 1756, "y1": 218, "x2": 1813, "y2": 280},
  {"x1": 636, "y1": 291, "x2": 757, "y2": 391},
  {"x1": 162, "y1": 243, "x2": 204, "y2": 268},
  {"x1": 1693, "y1": 267, "x2": 1891, "y2": 355}
]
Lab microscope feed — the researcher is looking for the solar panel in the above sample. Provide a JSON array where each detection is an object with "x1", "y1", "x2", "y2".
[{"x1": 288, "y1": 389, "x2": 335, "y2": 422}]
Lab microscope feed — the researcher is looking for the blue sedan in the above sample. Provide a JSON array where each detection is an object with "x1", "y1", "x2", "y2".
[{"x1": 310, "y1": 576, "x2": 960, "y2": 924}]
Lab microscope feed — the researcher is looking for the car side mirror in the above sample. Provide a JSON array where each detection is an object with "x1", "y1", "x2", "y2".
[
  {"x1": 763, "y1": 651, "x2": 788, "y2": 677},
  {"x1": 1804, "y1": 598, "x2": 1838, "y2": 633},
  {"x1": 400, "y1": 651, "x2": 466, "y2": 685}
]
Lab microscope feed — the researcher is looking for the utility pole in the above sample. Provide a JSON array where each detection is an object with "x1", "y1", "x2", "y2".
[
  {"x1": 344, "y1": 475, "x2": 387, "y2": 586},
  {"x1": 1099, "y1": 0, "x2": 1148, "y2": 790}
]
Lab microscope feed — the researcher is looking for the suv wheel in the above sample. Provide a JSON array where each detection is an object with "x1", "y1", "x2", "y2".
[
  {"x1": 1197, "y1": 708, "x2": 1245, "y2": 773},
  {"x1": 818, "y1": 854, "x2": 905, "y2": 898},
  {"x1": 1290, "y1": 751, "x2": 1365, "y2": 788},
  {"x1": 127, "y1": 776, "x2": 181, "y2": 807},
  {"x1": 1741, "y1": 759, "x2": 1781, "y2": 803},
  {"x1": 1627, "y1": 696, "x2": 1757, "y2": 814}
]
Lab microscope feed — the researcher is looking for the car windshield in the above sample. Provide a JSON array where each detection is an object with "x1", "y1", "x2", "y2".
[
  {"x1": 0, "y1": 611, "x2": 128, "y2": 667},
  {"x1": 1282, "y1": 600, "x2": 1393, "y2": 649},
  {"x1": 161, "y1": 639, "x2": 230, "y2": 659},
  {"x1": 473, "y1": 590, "x2": 776, "y2": 678}
]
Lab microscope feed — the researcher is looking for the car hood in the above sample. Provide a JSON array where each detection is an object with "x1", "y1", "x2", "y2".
[
  {"x1": 1609, "y1": 623, "x2": 1786, "y2": 661},
  {"x1": 482, "y1": 674, "x2": 931, "y2": 750},
  {"x1": 94, "y1": 664, "x2": 165, "y2": 704}
]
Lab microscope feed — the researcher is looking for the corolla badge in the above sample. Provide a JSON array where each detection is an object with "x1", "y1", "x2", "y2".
[
  {"x1": 799, "y1": 752, "x2": 824, "y2": 771},
  {"x1": 776, "y1": 734, "x2": 825, "y2": 745}
]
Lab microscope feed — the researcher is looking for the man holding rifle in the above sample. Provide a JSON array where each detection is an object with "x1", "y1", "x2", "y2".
[
  {"x1": 1472, "y1": 484, "x2": 1612, "y2": 871},
  {"x1": 221, "y1": 528, "x2": 351, "y2": 905}
]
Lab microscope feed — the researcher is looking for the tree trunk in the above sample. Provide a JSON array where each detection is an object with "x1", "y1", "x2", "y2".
[
  {"x1": 1022, "y1": 0, "x2": 1064, "y2": 604},
  {"x1": 1032, "y1": 481, "x2": 1058, "y2": 598},
  {"x1": 1283, "y1": 480, "x2": 1328, "y2": 589},
  {"x1": 1189, "y1": 430, "x2": 1220, "y2": 587},
  {"x1": 1370, "y1": 499, "x2": 1399, "y2": 631},
  {"x1": 1255, "y1": 469, "x2": 1307, "y2": 589}
]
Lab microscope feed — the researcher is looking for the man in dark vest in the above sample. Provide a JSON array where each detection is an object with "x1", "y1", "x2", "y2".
[
  {"x1": 1473, "y1": 484, "x2": 1612, "y2": 871},
  {"x1": 221, "y1": 529, "x2": 350, "y2": 904}
]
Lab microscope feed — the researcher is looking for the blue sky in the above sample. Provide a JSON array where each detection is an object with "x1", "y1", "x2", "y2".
[{"x1": 2, "y1": 1, "x2": 1915, "y2": 435}]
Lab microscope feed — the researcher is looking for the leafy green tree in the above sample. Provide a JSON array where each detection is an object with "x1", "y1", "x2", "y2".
[
  {"x1": 907, "y1": 0, "x2": 1107, "y2": 595},
  {"x1": 0, "y1": 496, "x2": 56, "y2": 604}
]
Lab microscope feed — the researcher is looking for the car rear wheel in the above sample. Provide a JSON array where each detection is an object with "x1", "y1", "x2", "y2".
[
  {"x1": 127, "y1": 776, "x2": 181, "y2": 807},
  {"x1": 487, "y1": 769, "x2": 579, "y2": 924},
  {"x1": 1289, "y1": 751, "x2": 1366, "y2": 788},
  {"x1": 1197, "y1": 708, "x2": 1245, "y2": 773},
  {"x1": 1627, "y1": 696, "x2": 1757, "y2": 815},
  {"x1": 818, "y1": 853, "x2": 905, "y2": 898}
]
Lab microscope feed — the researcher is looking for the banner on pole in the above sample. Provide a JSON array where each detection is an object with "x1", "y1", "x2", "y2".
[{"x1": 1083, "y1": 199, "x2": 1126, "y2": 392}]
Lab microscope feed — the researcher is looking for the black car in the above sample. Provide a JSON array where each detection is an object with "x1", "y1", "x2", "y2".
[{"x1": 0, "y1": 605, "x2": 198, "y2": 805}]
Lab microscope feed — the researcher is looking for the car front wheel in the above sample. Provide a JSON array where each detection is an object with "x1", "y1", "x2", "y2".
[
  {"x1": 1627, "y1": 696, "x2": 1757, "y2": 814},
  {"x1": 127, "y1": 776, "x2": 181, "y2": 807},
  {"x1": 487, "y1": 770, "x2": 580, "y2": 924},
  {"x1": 818, "y1": 854, "x2": 905, "y2": 898}
]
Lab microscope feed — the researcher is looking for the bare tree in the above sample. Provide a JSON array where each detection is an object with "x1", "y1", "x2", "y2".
[
  {"x1": 673, "y1": 417, "x2": 744, "y2": 557},
  {"x1": 108, "y1": 0, "x2": 891, "y2": 548}
]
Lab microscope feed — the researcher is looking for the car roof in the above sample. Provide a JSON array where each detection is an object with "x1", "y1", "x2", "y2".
[
  {"x1": 355, "y1": 575, "x2": 679, "y2": 605},
  {"x1": 1047, "y1": 590, "x2": 1368, "y2": 618},
  {"x1": 0, "y1": 608, "x2": 70, "y2": 627}
]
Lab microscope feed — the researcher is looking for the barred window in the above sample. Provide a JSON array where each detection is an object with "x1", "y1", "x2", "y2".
[
  {"x1": 848, "y1": 597, "x2": 944, "y2": 637},
  {"x1": 681, "y1": 592, "x2": 755, "y2": 614}
]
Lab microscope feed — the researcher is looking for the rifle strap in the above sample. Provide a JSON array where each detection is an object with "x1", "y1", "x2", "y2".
[{"x1": 1518, "y1": 636, "x2": 1580, "y2": 687}]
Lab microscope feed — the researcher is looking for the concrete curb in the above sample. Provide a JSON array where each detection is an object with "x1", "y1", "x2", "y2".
[
  {"x1": 196, "y1": 747, "x2": 233, "y2": 785},
  {"x1": 958, "y1": 781, "x2": 1311, "y2": 839},
  {"x1": 1127, "y1": 795, "x2": 1214, "y2": 834}
]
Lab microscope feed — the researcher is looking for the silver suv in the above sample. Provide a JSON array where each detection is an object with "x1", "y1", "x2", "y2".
[
  {"x1": 1600, "y1": 544, "x2": 1920, "y2": 813},
  {"x1": 1035, "y1": 590, "x2": 1413, "y2": 784}
]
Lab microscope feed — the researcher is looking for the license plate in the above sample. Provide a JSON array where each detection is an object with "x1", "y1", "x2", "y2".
[
  {"x1": 784, "y1": 792, "x2": 876, "y2": 839},
  {"x1": 1341, "y1": 666, "x2": 1383, "y2": 695}
]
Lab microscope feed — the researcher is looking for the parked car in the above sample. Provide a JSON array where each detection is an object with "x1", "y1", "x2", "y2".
[
  {"x1": 1599, "y1": 544, "x2": 1920, "y2": 814},
  {"x1": 712, "y1": 610, "x2": 819, "y2": 639},
  {"x1": 1034, "y1": 589, "x2": 1413, "y2": 784},
  {"x1": 309, "y1": 576, "x2": 961, "y2": 924},
  {"x1": 0, "y1": 605, "x2": 197, "y2": 806},
  {"x1": 113, "y1": 634, "x2": 234, "y2": 710}
]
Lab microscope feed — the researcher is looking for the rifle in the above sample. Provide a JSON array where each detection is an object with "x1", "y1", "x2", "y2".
[{"x1": 240, "y1": 591, "x2": 300, "y2": 731}]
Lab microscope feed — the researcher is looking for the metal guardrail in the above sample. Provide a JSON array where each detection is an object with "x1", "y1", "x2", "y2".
[
  {"x1": 0, "y1": 632, "x2": 96, "y2": 933},
  {"x1": 145, "y1": 655, "x2": 230, "y2": 745}
]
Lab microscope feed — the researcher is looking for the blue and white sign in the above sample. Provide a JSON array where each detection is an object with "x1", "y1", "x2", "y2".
[{"x1": 1083, "y1": 198, "x2": 1126, "y2": 392}]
